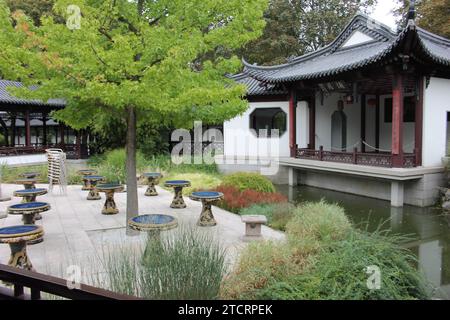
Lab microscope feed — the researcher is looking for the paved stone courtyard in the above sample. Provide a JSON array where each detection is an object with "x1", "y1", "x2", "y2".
[{"x1": 0, "y1": 183, "x2": 284, "y2": 282}]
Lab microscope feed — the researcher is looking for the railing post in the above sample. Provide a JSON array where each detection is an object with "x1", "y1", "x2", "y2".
[
  {"x1": 353, "y1": 147, "x2": 358, "y2": 164},
  {"x1": 319, "y1": 145, "x2": 323, "y2": 161}
]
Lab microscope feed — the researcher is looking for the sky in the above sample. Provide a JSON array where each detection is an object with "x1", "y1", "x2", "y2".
[{"x1": 369, "y1": 0, "x2": 399, "y2": 31}]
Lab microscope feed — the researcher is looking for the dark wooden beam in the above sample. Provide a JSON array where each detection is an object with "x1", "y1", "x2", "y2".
[
  {"x1": 25, "y1": 111, "x2": 31, "y2": 147},
  {"x1": 289, "y1": 89, "x2": 297, "y2": 157},
  {"x1": 361, "y1": 94, "x2": 366, "y2": 153},
  {"x1": 375, "y1": 93, "x2": 380, "y2": 153}
]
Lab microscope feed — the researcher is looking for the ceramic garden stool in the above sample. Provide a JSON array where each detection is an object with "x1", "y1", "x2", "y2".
[
  {"x1": 20, "y1": 172, "x2": 40, "y2": 179},
  {"x1": 84, "y1": 175, "x2": 104, "y2": 200},
  {"x1": 190, "y1": 191, "x2": 224, "y2": 227},
  {"x1": 97, "y1": 184, "x2": 124, "y2": 215},
  {"x1": 77, "y1": 169, "x2": 98, "y2": 191},
  {"x1": 13, "y1": 188, "x2": 48, "y2": 220},
  {"x1": 241, "y1": 215, "x2": 268, "y2": 241},
  {"x1": 129, "y1": 214, "x2": 178, "y2": 240},
  {"x1": 0, "y1": 225, "x2": 44, "y2": 270},
  {"x1": 14, "y1": 188, "x2": 47, "y2": 203},
  {"x1": 15, "y1": 178, "x2": 37, "y2": 190},
  {"x1": 7, "y1": 202, "x2": 50, "y2": 244},
  {"x1": 142, "y1": 173, "x2": 162, "y2": 196},
  {"x1": 164, "y1": 180, "x2": 191, "y2": 209}
]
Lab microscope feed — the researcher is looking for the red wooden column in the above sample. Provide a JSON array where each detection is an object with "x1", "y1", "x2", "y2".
[
  {"x1": 415, "y1": 76, "x2": 424, "y2": 166},
  {"x1": 308, "y1": 95, "x2": 316, "y2": 150},
  {"x1": 360, "y1": 94, "x2": 366, "y2": 153},
  {"x1": 392, "y1": 73, "x2": 404, "y2": 167},
  {"x1": 289, "y1": 89, "x2": 297, "y2": 157},
  {"x1": 25, "y1": 111, "x2": 31, "y2": 147},
  {"x1": 42, "y1": 113, "x2": 47, "y2": 146},
  {"x1": 375, "y1": 93, "x2": 380, "y2": 153}
]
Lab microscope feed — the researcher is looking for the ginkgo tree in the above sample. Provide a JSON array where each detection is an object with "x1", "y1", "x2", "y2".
[{"x1": 0, "y1": 0, "x2": 268, "y2": 234}]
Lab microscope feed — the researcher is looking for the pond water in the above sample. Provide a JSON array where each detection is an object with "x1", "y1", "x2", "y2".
[{"x1": 276, "y1": 184, "x2": 450, "y2": 299}]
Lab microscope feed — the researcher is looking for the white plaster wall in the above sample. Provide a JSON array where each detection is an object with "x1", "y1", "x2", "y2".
[
  {"x1": 314, "y1": 92, "x2": 362, "y2": 151},
  {"x1": 423, "y1": 77, "x2": 450, "y2": 167},
  {"x1": 296, "y1": 101, "x2": 309, "y2": 148},
  {"x1": 223, "y1": 101, "x2": 290, "y2": 157}
]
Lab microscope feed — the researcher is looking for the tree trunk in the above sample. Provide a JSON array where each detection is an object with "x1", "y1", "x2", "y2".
[{"x1": 125, "y1": 106, "x2": 139, "y2": 236}]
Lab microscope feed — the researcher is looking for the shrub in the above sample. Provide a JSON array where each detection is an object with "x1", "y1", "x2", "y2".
[
  {"x1": 286, "y1": 200, "x2": 352, "y2": 245},
  {"x1": 214, "y1": 185, "x2": 287, "y2": 214},
  {"x1": 96, "y1": 148, "x2": 146, "y2": 183},
  {"x1": 162, "y1": 172, "x2": 222, "y2": 195},
  {"x1": 220, "y1": 241, "x2": 308, "y2": 300},
  {"x1": 146, "y1": 154, "x2": 219, "y2": 175},
  {"x1": 222, "y1": 172, "x2": 275, "y2": 193},
  {"x1": 221, "y1": 200, "x2": 431, "y2": 300},
  {"x1": 239, "y1": 202, "x2": 295, "y2": 231},
  {"x1": 0, "y1": 164, "x2": 48, "y2": 183},
  {"x1": 255, "y1": 231, "x2": 431, "y2": 300},
  {"x1": 96, "y1": 225, "x2": 227, "y2": 299}
]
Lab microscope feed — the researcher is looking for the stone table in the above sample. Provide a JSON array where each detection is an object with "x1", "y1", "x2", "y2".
[
  {"x1": 84, "y1": 175, "x2": 104, "y2": 200},
  {"x1": 77, "y1": 169, "x2": 98, "y2": 191},
  {"x1": 20, "y1": 172, "x2": 40, "y2": 179},
  {"x1": 15, "y1": 178, "x2": 37, "y2": 190},
  {"x1": 7, "y1": 202, "x2": 50, "y2": 244},
  {"x1": 13, "y1": 188, "x2": 48, "y2": 220},
  {"x1": 129, "y1": 214, "x2": 178, "y2": 258},
  {"x1": 14, "y1": 188, "x2": 48, "y2": 203},
  {"x1": 142, "y1": 173, "x2": 162, "y2": 196},
  {"x1": 164, "y1": 180, "x2": 191, "y2": 209},
  {"x1": 97, "y1": 184, "x2": 124, "y2": 215},
  {"x1": 189, "y1": 191, "x2": 224, "y2": 227},
  {"x1": 0, "y1": 225, "x2": 44, "y2": 270}
]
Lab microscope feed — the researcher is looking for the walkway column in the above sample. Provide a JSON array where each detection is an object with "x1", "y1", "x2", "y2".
[
  {"x1": 289, "y1": 89, "x2": 297, "y2": 157},
  {"x1": 375, "y1": 93, "x2": 380, "y2": 153},
  {"x1": 308, "y1": 95, "x2": 316, "y2": 150},
  {"x1": 360, "y1": 94, "x2": 366, "y2": 153},
  {"x1": 42, "y1": 113, "x2": 47, "y2": 146},
  {"x1": 391, "y1": 181, "x2": 404, "y2": 207},
  {"x1": 415, "y1": 76, "x2": 424, "y2": 166},
  {"x1": 25, "y1": 111, "x2": 31, "y2": 147},
  {"x1": 392, "y1": 73, "x2": 404, "y2": 167},
  {"x1": 59, "y1": 123, "x2": 65, "y2": 147}
]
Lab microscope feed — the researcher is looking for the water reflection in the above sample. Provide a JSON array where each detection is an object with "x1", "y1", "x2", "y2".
[{"x1": 277, "y1": 185, "x2": 450, "y2": 299}]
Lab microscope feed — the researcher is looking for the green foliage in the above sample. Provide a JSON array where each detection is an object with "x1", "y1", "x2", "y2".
[
  {"x1": 94, "y1": 148, "x2": 146, "y2": 184},
  {"x1": 394, "y1": 0, "x2": 450, "y2": 38},
  {"x1": 285, "y1": 200, "x2": 352, "y2": 246},
  {"x1": 5, "y1": 0, "x2": 59, "y2": 26},
  {"x1": 222, "y1": 172, "x2": 275, "y2": 193},
  {"x1": 239, "y1": 0, "x2": 377, "y2": 65},
  {"x1": 161, "y1": 172, "x2": 222, "y2": 195},
  {"x1": 0, "y1": 164, "x2": 48, "y2": 183},
  {"x1": 0, "y1": 0, "x2": 269, "y2": 129},
  {"x1": 256, "y1": 231, "x2": 430, "y2": 300},
  {"x1": 145, "y1": 154, "x2": 220, "y2": 175},
  {"x1": 221, "y1": 200, "x2": 431, "y2": 300},
  {"x1": 239, "y1": 202, "x2": 295, "y2": 231},
  {"x1": 96, "y1": 225, "x2": 227, "y2": 299}
]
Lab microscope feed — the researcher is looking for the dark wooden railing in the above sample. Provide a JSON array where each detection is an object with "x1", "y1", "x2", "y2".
[
  {"x1": 296, "y1": 146, "x2": 416, "y2": 168},
  {"x1": 0, "y1": 263, "x2": 140, "y2": 300},
  {"x1": 0, "y1": 144, "x2": 89, "y2": 159}
]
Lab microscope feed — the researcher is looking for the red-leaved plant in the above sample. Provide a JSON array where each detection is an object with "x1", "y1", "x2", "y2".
[{"x1": 212, "y1": 185, "x2": 287, "y2": 213}]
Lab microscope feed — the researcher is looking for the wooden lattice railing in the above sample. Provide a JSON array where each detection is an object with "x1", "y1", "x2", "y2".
[{"x1": 296, "y1": 146, "x2": 416, "y2": 168}]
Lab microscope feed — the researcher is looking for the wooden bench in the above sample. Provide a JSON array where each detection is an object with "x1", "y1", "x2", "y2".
[{"x1": 241, "y1": 215, "x2": 267, "y2": 241}]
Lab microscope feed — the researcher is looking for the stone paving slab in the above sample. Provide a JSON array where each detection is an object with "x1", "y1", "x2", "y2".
[{"x1": 0, "y1": 183, "x2": 285, "y2": 279}]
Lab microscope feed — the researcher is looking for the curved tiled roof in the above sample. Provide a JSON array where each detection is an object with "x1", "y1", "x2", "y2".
[
  {"x1": 231, "y1": 73, "x2": 287, "y2": 96},
  {"x1": 242, "y1": 14, "x2": 450, "y2": 84},
  {"x1": 0, "y1": 80, "x2": 65, "y2": 107}
]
